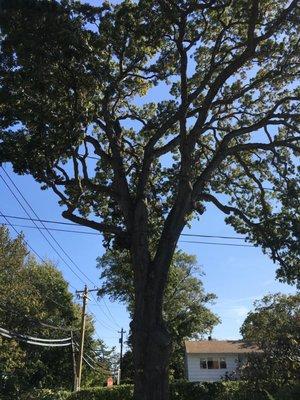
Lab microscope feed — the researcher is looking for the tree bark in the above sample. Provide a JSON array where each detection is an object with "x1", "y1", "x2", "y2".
[
  {"x1": 131, "y1": 276, "x2": 172, "y2": 400},
  {"x1": 130, "y1": 200, "x2": 172, "y2": 400}
]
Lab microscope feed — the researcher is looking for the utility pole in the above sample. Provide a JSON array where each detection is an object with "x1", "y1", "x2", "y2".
[
  {"x1": 70, "y1": 331, "x2": 77, "y2": 392},
  {"x1": 75, "y1": 285, "x2": 98, "y2": 391},
  {"x1": 117, "y1": 328, "x2": 125, "y2": 384}
]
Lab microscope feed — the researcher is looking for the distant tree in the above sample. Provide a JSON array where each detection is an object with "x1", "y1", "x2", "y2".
[
  {"x1": 120, "y1": 350, "x2": 135, "y2": 383},
  {"x1": 240, "y1": 293, "x2": 300, "y2": 387},
  {"x1": 98, "y1": 250, "x2": 219, "y2": 379},
  {"x1": 0, "y1": 226, "x2": 110, "y2": 398},
  {"x1": 1, "y1": 1, "x2": 299, "y2": 398}
]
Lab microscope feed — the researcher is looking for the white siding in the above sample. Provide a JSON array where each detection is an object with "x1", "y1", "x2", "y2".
[{"x1": 186, "y1": 353, "x2": 245, "y2": 382}]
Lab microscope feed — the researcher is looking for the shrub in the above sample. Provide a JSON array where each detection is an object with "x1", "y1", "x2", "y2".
[
  {"x1": 67, "y1": 385, "x2": 133, "y2": 400},
  {"x1": 170, "y1": 381, "x2": 213, "y2": 400},
  {"x1": 170, "y1": 381, "x2": 300, "y2": 400},
  {"x1": 27, "y1": 381, "x2": 299, "y2": 400},
  {"x1": 20, "y1": 389, "x2": 71, "y2": 400}
]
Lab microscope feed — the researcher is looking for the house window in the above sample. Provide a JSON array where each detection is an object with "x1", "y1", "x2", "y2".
[
  {"x1": 200, "y1": 357, "x2": 227, "y2": 369},
  {"x1": 207, "y1": 358, "x2": 219, "y2": 369},
  {"x1": 220, "y1": 358, "x2": 227, "y2": 369}
]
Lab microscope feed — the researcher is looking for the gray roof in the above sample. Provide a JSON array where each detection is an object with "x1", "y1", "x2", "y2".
[{"x1": 185, "y1": 340, "x2": 261, "y2": 354}]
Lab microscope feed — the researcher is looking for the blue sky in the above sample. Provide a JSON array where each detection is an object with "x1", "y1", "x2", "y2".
[{"x1": 0, "y1": 163, "x2": 295, "y2": 351}]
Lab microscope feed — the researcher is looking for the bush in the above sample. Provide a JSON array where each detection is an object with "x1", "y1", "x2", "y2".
[
  {"x1": 170, "y1": 381, "x2": 264, "y2": 400},
  {"x1": 25, "y1": 381, "x2": 299, "y2": 400},
  {"x1": 170, "y1": 381, "x2": 300, "y2": 400},
  {"x1": 66, "y1": 382, "x2": 262, "y2": 400},
  {"x1": 67, "y1": 385, "x2": 133, "y2": 400},
  {"x1": 20, "y1": 389, "x2": 71, "y2": 400}
]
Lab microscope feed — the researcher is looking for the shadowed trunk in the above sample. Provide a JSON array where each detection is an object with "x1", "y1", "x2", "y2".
[
  {"x1": 131, "y1": 272, "x2": 172, "y2": 400},
  {"x1": 130, "y1": 200, "x2": 172, "y2": 400}
]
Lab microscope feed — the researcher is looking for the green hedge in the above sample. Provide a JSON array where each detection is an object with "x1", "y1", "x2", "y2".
[
  {"x1": 171, "y1": 381, "x2": 265, "y2": 400},
  {"x1": 67, "y1": 381, "x2": 300, "y2": 400},
  {"x1": 22, "y1": 382, "x2": 300, "y2": 400},
  {"x1": 20, "y1": 389, "x2": 71, "y2": 400},
  {"x1": 67, "y1": 385, "x2": 133, "y2": 400}
]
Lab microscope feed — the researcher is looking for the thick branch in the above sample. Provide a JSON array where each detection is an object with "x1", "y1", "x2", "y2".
[
  {"x1": 199, "y1": 193, "x2": 259, "y2": 228},
  {"x1": 228, "y1": 138, "x2": 300, "y2": 155},
  {"x1": 61, "y1": 209, "x2": 127, "y2": 237}
]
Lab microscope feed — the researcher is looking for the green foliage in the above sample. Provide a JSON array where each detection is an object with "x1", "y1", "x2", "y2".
[
  {"x1": 63, "y1": 382, "x2": 300, "y2": 400},
  {"x1": 1, "y1": 0, "x2": 300, "y2": 395},
  {"x1": 98, "y1": 250, "x2": 219, "y2": 379},
  {"x1": 0, "y1": 0, "x2": 299, "y2": 286},
  {"x1": 20, "y1": 389, "x2": 71, "y2": 400},
  {"x1": 240, "y1": 293, "x2": 300, "y2": 386},
  {"x1": 67, "y1": 385, "x2": 134, "y2": 400},
  {"x1": 0, "y1": 226, "x2": 110, "y2": 398}
]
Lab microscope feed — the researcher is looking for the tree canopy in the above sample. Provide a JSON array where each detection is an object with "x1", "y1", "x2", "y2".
[
  {"x1": 0, "y1": 226, "x2": 110, "y2": 398},
  {"x1": 0, "y1": 0, "x2": 299, "y2": 284},
  {"x1": 240, "y1": 293, "x2": 300, "y2": 387},
  {"x1": 0, "y1": 1, "x2": 299, "y2": 398}
]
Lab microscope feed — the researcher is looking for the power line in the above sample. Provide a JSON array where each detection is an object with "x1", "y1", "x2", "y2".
[
  {"x1": 0, "y1": 217, "x2": 117, "y2": 350},
  {"x1": 0, "y1": 304, "x2": 79, "y2": 332},
  {"x1": 0, "y1": 170, "x2": 120, "y2": 329},
  {"x1": 0, "y1": 223, "x2": 101, "y2": 235},
  {"x1": 0, "y1": 221, "x2": 255, "y2": 248},
  {"x1": 0, "y1": 172, "x2": 86, "y2": 283},
  {"x1": 0, "y1": 211, "x2": 45, "y2": 263},
  {"x1": 179, "y1": 240, "x2": 254, "y2": 248},
  {"x1": 90, "y1": 292, "x2": 121, "y2": 329},
  {"x1": 0, "y1": 326, "x2": 72, "y2": 347},
  {"x1": 86, "y1": 304, "x2": 117, "y2": 331},
  {"x1": 0, "y1": 209, "x2": 79, "y2": 314},
  {"x1": 0, "y1": 214, "x2": 88, "y2": 227},
  {"x1": 74, "y1": 342, "x2": 111, "y2": 372},
  {"x1": 0, "y1": 214, "x2": 247, "y2": 241},
  {"x1": 81, "y1": 354, "x2": 111, "y2": 374}
]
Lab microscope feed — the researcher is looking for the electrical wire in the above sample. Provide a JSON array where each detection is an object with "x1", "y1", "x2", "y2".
[
  {"x1": 0, "y1": 169, "x2": 120, "y2": 329},
  {"x1": 74, "y1": 342, "x2": 112, "y2": 373},
  {"x1": 0, "y1": 220, "x2": 255, "y2": 248},
  {"x1": 0, "y1": 209, "x2": 79, "y2": 315},
  {"x1": 82, "y1": 355, "x2": 111, "y2": 374},
  {"x1": 0, "y1": 304, "x2": 79, "y2": 332},
  {"x1": 0, "y1": 212, "x2": 118, "y2": 338},
  {"x1": 0, "y1": 214, "x2": 247, "y2": 241},
  {"x1": 86, "y1": 304, "x2": 117, "y2": 331},
  {"x1": 90, "y1": 292, "x2": 121, "y2": 329},
  {"x1": 0, "y1": 326, "x2": 72, "y2": 347},
  {"x1": 179, "y1": 240, "x2": 254, "y2": 247},
  {"x1": 0, "y1": 171, "x2": 86, "y2": 283},
  {"x1": 1, "y1": 217, "x2": 118, "y2": 349}
]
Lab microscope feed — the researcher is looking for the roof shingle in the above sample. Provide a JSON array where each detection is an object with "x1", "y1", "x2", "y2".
[{"x1": 185, "y1": 340, "x2": 261, "y2": 354}]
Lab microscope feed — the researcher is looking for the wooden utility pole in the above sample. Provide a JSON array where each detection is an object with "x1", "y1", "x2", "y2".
[
  {"x1": 70, "y1": 331, "x2": 77, "y2": 391},
  {"x1": 75, "y1": 285, "x2": 98, "y2": 391},
  {"x1": 76, "y1": 284, "x2": 88, "y2": 391},
  {"x1": 117, "y1": 328, "x2": 125, "y2": 384}
]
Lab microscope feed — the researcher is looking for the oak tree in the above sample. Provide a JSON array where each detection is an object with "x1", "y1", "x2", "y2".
[{"x1": 0, "y1": 1, "x2": 299, "y2": 399}]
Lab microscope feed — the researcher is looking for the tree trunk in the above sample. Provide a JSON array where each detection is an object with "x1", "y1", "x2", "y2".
[
  {"x1": 131, "y1": 281, "x2": 172, "y2": 400},
  {"x1": 130, "y1": 199, "x2": 173, "y2": 400}
]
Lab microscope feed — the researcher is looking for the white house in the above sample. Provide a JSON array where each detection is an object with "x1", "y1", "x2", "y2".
[{"x1": 185, "y1": 339, "x2": 261, "y2": 382}]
